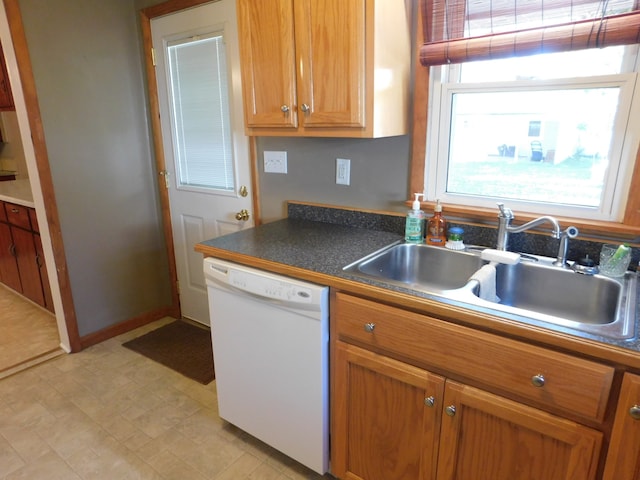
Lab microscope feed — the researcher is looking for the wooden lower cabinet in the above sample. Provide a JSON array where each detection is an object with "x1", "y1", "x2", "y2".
[
  {"x1": 333, "y1": 343, "x2": 444, "y2": 479},
  {"x1": 11, "y1": 225, "x2": 45, "y2": 307},
  {"x1": 0, "y1": 202, "x2": 53, "y2": 311},
  {"x1": 332, "y1": 341, "x2": 602, "y2": 480},
  {"x1": 0, "y1": 221, "x2": 21, "y2": 292},
  {"x1": 437, "y1": 381, "x2": 601, "y2": 480},
  {"x1": 603, "y1": 373, "x2": 640, "y2": 480}
]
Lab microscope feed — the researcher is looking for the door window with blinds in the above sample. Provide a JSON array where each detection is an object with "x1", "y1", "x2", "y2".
[
  {"x1": 166, "y1": 32, "x2": 235, "y2": 193},
  {"x1": 421, "y1": 0, "x2": 640, "y2": 221}
]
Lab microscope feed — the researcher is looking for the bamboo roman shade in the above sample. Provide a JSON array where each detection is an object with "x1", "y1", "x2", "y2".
[{"x1": 420, "y1": 0, "x2": 640, "y2": 66}]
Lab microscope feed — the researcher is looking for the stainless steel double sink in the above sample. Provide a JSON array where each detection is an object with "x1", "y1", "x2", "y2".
[{"x1": 343, "y1": 243, "x2": 637, "y2": 339}]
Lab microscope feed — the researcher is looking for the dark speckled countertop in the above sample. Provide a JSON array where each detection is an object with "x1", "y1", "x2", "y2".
[
  {"x1": 198, "y1": 217, "x2": 402, "y2": 278},
  {"x1": 196, "y1": 204, "x2": 640, "y2": 367}
]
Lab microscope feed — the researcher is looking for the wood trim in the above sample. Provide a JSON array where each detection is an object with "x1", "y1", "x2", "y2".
[
  {"x1": 139, "y1": 7, "x2": 181, "y2": 319},
  {"x1": 140, "y1": 0, "x2": 213, "y2": 19},
  {"x1": 79, "y1": 305, "x2": 178, "y2": 350},
  {"x1": 409, "y1": 0, "x2": 428, "y2": 197},
  {"x1": 249, "y1": 136, "x2": 262, "y2": 226},
  {"x1": 3, "y1": 0, "x2": 81, "y2": 352},
  {"x1": 623, "y1": 143, "x2": 640, "y2": 227}
]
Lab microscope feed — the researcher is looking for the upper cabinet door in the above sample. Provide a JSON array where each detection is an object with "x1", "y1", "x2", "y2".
[
  {"x1": 237, "y1": 0, "x2": 298, "y2": 128},
  {"x1": 294, "y1": 0, "x2": 365, "y2": 128}
]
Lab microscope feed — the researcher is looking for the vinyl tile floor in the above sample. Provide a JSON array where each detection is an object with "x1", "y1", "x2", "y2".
[
  {"x1": 0, "y1": 317, "x2": 336, "y2": 479},
  {"x1": 0, "y1": 285, "x2": 63, "y2": 379}
]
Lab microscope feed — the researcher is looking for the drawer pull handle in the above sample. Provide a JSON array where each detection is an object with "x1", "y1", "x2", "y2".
[
  {"x1": 424, "y1": 396, "x2": 435, "y2": 408},
  {"x1": 445, "y1": 405, "x2": 456, "y2": 417},
  {"x1": 630, "y1": 405, "x2": 640, "y2": 420},
  {"x1": 11, "y1": 208, "x2": 19, "y2": 213},
  {"x1": 531, "y1": 374, "x2": 546, "y2": 387},
  {"x1": 364, "y1": 322, "x2": 375, "y2": 333}
]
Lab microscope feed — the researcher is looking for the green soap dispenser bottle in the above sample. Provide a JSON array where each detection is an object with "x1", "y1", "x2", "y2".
[{"x1": 405, "y1": 193, "x2": 425, "y2": 243}]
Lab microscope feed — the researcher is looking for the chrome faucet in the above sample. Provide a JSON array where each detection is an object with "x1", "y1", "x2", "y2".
[
  {"x1": 496, "y1": 203, "x2": 561, "y2": 251},
  {"x1": 552, "y1": 226, "x2": 579, "y2": 268}
]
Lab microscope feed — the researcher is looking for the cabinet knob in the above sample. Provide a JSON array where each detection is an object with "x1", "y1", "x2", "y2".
[
  {"x1": 630, "y1": 405, "x2": 640, "y2": 420},
  {"x1": 364, "y1": 322, "x2": 375, "y2": 333},
  {"x1": 424, "y1": 396, "x2": 435, "y2": 408},
  {"x1": 280, "y1": 105, "x2": 289, "y2": 113},
  {"x1": 445, "y1": 405, "x2": 456, "y2": 417},
  {"x1": 300, "y1": 103, "x2": 310, "y2": 113},
  {"x1": 531, "y1": 374, "x2": 545, "y2": 387}
]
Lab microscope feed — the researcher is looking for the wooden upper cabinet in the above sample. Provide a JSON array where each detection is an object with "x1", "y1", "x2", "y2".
[
  {"x1": 236, "y1": 0, "x2": 410, "y2": 137},
  {"x1": 0, "y1": 42, "x2": 14, "y2": 111},
  {"x1": 237, "y1": 0, "x2": 298, "y2": 129},
  {"x1": 603, "y1": 373, "x2": 640, "y2": 480}
]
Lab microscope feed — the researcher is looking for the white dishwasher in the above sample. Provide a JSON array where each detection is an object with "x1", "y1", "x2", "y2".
[{"x1": 203, "y1": 257, "x2": 329, "y2": 474}]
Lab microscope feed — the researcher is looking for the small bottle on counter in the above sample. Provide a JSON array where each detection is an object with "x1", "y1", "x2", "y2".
[
  {"x1": 426, "y1": 199, "x2": 447, "y2": 246},
  {"x1": 405, "y1": 193, "x2": 425, "y2": 243},
  {"x1": 445, "y1": 226, "x2": 465, "y2": 250}
]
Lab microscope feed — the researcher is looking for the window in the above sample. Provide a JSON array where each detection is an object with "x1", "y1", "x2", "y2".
[
  {"x1": 417, "y1": 0, "x2": 640, "y2": 224},
  {"x1": 425, "y1": 46, "x2": 640, "y2": 220},
  {"x1": 167, "y1": 33, "x2": 235, "y2": 192}
]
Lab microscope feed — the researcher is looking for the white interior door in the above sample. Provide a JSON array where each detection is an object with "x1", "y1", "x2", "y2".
[{"x1": 152, "y1": 0, "x2": 252, "y2": 325}]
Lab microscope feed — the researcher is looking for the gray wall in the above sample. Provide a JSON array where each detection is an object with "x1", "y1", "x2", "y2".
[
  {"x1": 257, "y1": 136, "x2": 411, "y2": 223},
  {"x1": 19, "y1": 0, "x2": 172, "y2": 336}
]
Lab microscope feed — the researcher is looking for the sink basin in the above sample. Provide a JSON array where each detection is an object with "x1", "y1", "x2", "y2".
[
  {"x1": 465, "y1": 260, "x2": 637, "y2": 339},
  {"x1": 343, "y1": 243, "x2": 486, "y2": 292},
  {"x1": 344, "y1": 242, "x2": 637, "y2": 340}
]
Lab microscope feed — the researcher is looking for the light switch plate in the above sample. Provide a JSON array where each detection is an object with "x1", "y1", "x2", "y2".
[
  {"x1": 336, "y1": 158, "x2": 351, "y2": 185},
  {"x1": 264, "y1": 151, "x2": 288, "y2": 174}
]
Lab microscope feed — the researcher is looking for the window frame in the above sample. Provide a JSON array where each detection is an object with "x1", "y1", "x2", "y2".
[{"x1": 409, "y1": 3, "x2": 640, "y2": 240}]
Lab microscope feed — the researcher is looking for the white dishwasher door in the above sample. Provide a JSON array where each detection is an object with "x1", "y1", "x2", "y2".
[{"x1": 203, "y1": 257, "x2": 329, "y2": 474}]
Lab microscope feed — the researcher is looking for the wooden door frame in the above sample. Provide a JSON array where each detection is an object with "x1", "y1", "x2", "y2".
[
  {"x1": 139, "y1": 0, "x2": 262, "y2": 322},
  {"x1": 3, "y1": 0, "x2": 81, "y2": 352}
]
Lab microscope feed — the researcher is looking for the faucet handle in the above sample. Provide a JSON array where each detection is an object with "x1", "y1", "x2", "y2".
[
  {"x1": 497, "y1": 202, "x2": 514, "y2": 219},
  {"x1": 564, "y1": 226, "x2": 579, "y2": 238}
]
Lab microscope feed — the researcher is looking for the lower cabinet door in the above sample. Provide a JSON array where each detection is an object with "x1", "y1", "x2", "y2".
[
  {"x1": 332, "y1": 342, "x2": 444, "y2": 480},
  {"x1": 437, "y1": 381, "x2": 602, "y2": 480},
  {"x1": 0, "y1": 222, "x2": 21, "y2": 292},
  {"x1": 11, "y1": 226, "x2": 44, "y2": 307},
  {"x1": 33, "y1": 233, "x2": 54, "y2": 312},
  {"x1": 603, "y1": 373, "x2": 640, "y2": 480}
]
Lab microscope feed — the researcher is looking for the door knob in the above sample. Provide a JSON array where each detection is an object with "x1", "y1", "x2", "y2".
[{"x1": 235, "y1": 209, "x2": 250, "y2": 221}]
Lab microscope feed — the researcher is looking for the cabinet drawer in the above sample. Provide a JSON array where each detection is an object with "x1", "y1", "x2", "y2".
[
  {"x1": 335, "y1": 293, "x2": 614, "y2": 422},
  {"x1": 4, "y1": 202, "x2": 31, "y2": 230},
  {"x1": 0, "y1": 201, "x2": 6, "y2": 222}
]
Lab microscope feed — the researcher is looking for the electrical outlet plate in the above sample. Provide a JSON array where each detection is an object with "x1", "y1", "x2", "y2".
[
  {"x1": 336, "y1": 158, "x2": 351, "y2": 185},
  {"x1": 264, "y1": 151, "x2": 288, "y2": 174}
]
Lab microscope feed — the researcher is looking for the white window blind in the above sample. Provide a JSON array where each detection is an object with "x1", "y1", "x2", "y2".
[{"x1": 167, "y1": 34, "x2": 235, "y2": 191}]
